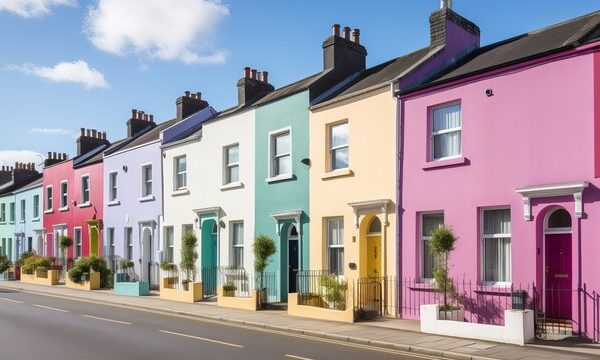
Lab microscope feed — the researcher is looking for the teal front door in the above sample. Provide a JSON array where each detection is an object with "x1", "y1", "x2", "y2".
[{"x1": 201, "y1": 220, "x2": 218, "y2": 296}]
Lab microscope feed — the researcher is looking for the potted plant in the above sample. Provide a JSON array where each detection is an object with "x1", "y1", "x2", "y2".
[
  {"x1": 429, "y1": 225, "x2": 462, "y2": 321},
  {"x1": 253, "y1": 235, "x2": 276, "y2": 307},
  {"x1": 180, "y1": 232, "x2": 198, "y2": 291},
  {"x1": 59, "y1": 235, "x2": 73, "y2": 277},
  {"x1": 222, "y1": 281, "x2": 237, "y2": 297}
]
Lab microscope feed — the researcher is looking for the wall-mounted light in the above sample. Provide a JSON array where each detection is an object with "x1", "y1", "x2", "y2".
[
  {"x1": 122, "y1": 165, "x2": 128, "y2": 172},
  {"x1": 301, "y1": 158, "x2": 311, "y2": 166},
  {"x1": 219, "y1": 220, "x2": 226, "y2": 229},
  {"x1": 485, "y1": 88, "x2": 494, "y2": 97}
]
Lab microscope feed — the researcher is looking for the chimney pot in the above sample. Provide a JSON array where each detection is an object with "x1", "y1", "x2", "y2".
[
  {"x1": 92, "y1": 129, "x2": 98, "y2": 138},
  {"x1": 262, "y1": 71, "x2": 269, "y2": 83},
  {"x1": 244, "y1": 67, "x2": 251, "y2": 78},
  {"x1": 102, "y1": 131, "x2": 107, "y2": 140},
  {"x1": 149, "y1": 114, "x2": 154, "y2": 122},
  {"x1": 352, "y1": 29, "x2": 360, "y2": 44},
  {"x1": 53, "y1": 152, "x2": 57, "y2": 159},
  {"x1": 131, "y1": 109, "x2": 137, "y2": 118},
  {"x1": 196, "y1": 92, "x2": 201, "y2": 100},
  {"x1": 62, "y1": 153, "x2": 67, "y2": 160},
  {"x1": 251, "y1": 69, "x2": 257, "y2": 79},
  {"x1": 80, "y1": 128, "x2": 85, "y2": 136},
  {"x1": 343, "y1": 26, "x2": 351, "y2": 40},
  {"x1": 332, "y1": 24, "x2": 341, "y2": 37},
  {"x1": 47, "y1": 151, "x2": 51, "y2": 159},
  {"x1": 143, "y1": 114, "x2": 148, "y2": 121},
  {"x1": 185, "y1": 91, "x2": 190, "y2": 97}
]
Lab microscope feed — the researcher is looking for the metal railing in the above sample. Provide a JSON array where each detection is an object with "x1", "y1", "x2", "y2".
[
  {"x1": 162, "y1": 268, "x2": 198, "y2": 291},
  {"x1": 297, "y1": 270, "x2": 348, "y2": 311},
  {"x1": 201, "y1": 266, "x2": 218, "y2": 298},
  {"x1": 218, "y1": 267, "x2": 253, "y2": 298}
]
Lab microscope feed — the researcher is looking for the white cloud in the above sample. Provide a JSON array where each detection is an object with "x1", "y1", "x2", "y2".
[
  {"x1": 0, "y1": 150, "x2": 44, "y2": 171},
  {"x1": 31, "y1": 127, "x2": 73, "y2": 136},
  {"x1": 85, "y1": 0, "x2": 230, "y2": 64},
  {"x1": 0, "y1": 0, "x2": 75, "y2": 18},
  {"x1": 6, "y1": 60, "x2": 109, "y2": 89}
]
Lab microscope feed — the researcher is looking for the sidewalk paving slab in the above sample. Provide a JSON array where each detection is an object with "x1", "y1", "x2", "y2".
[{"x1": 1, "y1": 281, "x2": 598, "y2": 360}]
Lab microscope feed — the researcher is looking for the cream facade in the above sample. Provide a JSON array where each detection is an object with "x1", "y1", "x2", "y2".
[{"x1": 309, "y1": 86, "x2": 397, "y2": 281}]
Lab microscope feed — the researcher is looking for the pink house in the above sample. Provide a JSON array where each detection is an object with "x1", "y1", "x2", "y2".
[{"x1": 397, "y1": 10, "x2": 600, "y2": 340}]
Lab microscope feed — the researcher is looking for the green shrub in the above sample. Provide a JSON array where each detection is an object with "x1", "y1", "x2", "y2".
[
  {"x1": 222, "y1": 281, "x2": 237, "y2": 291},
  {"x1": 180, "y1": 232, "x2": 198, "y2": 282},
  {"x1": 318, "y1": 275, "x2": 347, "y2": 310},
  {"x1": 160, "y1": 261, "x2": 177, "y2": 272},
  {"x1": 253, "y1": 235, "x2": 276, "y2": 291},
  {"x1": 16, "y1": 251, "x2": 35, "y2": 266},
  {"x1": 68, "y1": 256, "x2": 111, "y2": 287},
  {"x1": 0, "y1": 255, "x2": 12, "y2": 274},
  {"x1": 21, "y1": 255, "x2": 51, "y2": 275},
  {"x1": 430, "y1": 225, "x2": 459, "y2": 311}
]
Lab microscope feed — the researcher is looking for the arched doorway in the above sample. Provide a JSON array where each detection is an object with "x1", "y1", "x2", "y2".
[
  {"x1": 544, "y1": 208, "x2": 572, "y2": 320},
  {"x1": 288, "y1": 225, "x2": 299, "y2": 293},
  {"x1": 366, "y1": 217, "x2": 382, "y2": 278},
  {"x1": 141, "y1": 227, "x2": 152, "y2": 283}
]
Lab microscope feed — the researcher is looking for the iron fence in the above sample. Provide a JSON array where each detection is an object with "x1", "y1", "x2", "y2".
[
  {"x1": 217, "y1": 267, "x2": 278, "y2": 303},
  {"x1": 296, "y1": 270, "x2": 348, "y2": 311},
  {"x1": 201, "y1": 266, "x2": 218, "y2": 298},
  {"x1": 163, "y1": 268, "x2": 199, "y2": 291}
]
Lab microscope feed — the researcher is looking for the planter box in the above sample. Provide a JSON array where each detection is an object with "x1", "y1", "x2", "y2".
[
  {"x1": 113, "y1": 274, "x2": 149, "y2": 296},
  {"x1": 159, "y1": 277, "x2": 202, "y2": 303},
  {"x1": 420, "y1": 304, "x2": 535, "y2": 346},
  {"x1": 288, "y1": 293, "x2": 355, "y2": 323},
  {"x1": 65, "y1": 271, "x2": 100, "y2": 291},
  {"x1": 20, "y1": 270, "x2": 60, "y2": 286},
  {"x1": 217, "y1": 287, "x2": 260, "y2": 311},
  {"x1": 438, "y1": 308, "x2": 465, "y2": 321}
]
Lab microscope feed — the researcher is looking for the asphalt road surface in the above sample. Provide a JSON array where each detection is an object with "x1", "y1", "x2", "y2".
[{"x1": 0, "y1": 287, "x2": 442, "y2": 360}]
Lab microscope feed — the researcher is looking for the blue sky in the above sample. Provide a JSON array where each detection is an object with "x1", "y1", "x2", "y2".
[{"x1": 1, "y1": 0, "x2": 599, "y2": 167}]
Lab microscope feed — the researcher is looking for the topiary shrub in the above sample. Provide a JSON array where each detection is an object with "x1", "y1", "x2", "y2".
[
  {"x1": 68, "y1": 256, "x2": 111, "y2": 287},
  {"x1": 180, "y1": 232, "x2": 198, "y2": 283},
  {"x1": 429, "y1": 225, "x2": 459, "y2": 311},
  {"x1": 253, "y1": 235, "x2": 276, "y2": 292}
]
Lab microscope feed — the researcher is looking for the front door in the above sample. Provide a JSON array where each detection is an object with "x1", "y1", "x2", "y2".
[
  {"x1": 89, "y1": 226, "x2": 99, "y2": 256},
  {"x1": 288, "y1": 226, "x2": 299, "y2": 293},
  {"x1": 142, "y1": 228, "x2": 152, "y2": 283},
  {"x1": 201, "y1": 220, "x2": 218, "y2": 296},
  {"x1": 367, "y1": 235, "x2": 382, "y2": 278},
  {"x1": 545, "y1": 233, "x2": 572, "y2": 319}
]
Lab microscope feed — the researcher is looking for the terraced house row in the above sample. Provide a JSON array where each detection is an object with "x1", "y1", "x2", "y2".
[{"x1": 4, "y1": 2, "x2": 600, "y2": 344}]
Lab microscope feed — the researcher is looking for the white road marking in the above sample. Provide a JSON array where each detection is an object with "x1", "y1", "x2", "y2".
[
  {"x1": 285, "y1": 355, "x2": 314, "y2": 360},
  {"x1": 82, "y1": 314, "x2": 131, "y2": 325},
  {"x1": 0, "y1": 297, "x2": 23, "y2": 304},
  {"x1": 159, "y1": 330, "x2": 244, "y2": 348},
  {"x1": 33, "y1": 304, "x2": 69, "y2": 313}
]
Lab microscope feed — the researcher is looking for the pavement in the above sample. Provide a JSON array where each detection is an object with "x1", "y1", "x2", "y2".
[{"x1": 0, "y1": 281, "x2": 598, "y2": 360}]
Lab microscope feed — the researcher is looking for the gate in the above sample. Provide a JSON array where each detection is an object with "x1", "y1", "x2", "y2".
[
  {"x1": 356, "y1": 277, "x2": 383, "y2": 319},
  {"x1": 202, "y1": 266, "x2": 218, "y2": 298}
]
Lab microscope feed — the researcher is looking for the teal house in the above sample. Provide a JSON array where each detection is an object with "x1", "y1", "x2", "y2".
[{"x1": 254, "y1": 24, "x2": 368, "y2": 302}]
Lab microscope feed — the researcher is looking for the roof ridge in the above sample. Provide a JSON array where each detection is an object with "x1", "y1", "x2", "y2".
[{"x1": 528, "y1": 9, "x2": 600, "y2": 36}]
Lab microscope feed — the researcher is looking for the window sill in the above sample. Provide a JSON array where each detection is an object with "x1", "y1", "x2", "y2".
[
  {"x1": 478, "y1": 282, "x2": 512, "y2": 290},
  {"x1": 107, "y1": 200, "x2": 120, "y2": 207},
  {"x1": 220, "y1": 181, "x2": 244, "y2": 191},
  {"x1": 171, "y1": 188, "x2": 190, "y2": 197},
  {"x1": 0, "y1": 222, "x2": 5, "y2": 225},
  {"x1": 58, "y1": 206, "x2": 69, "y2": 212},
  {"x1": 265, "y1": 174, "x2": 294, "y2": 184},
  {"x1": 138, "y1": 195, "x2": 155, "y2": 203},
  {"x1": 422, "y1": 156, "x2": 467, "y2": 170},
  {"x1": 44, "y1": 209, "x2": 53, "y2": 214},
  {"x1": 32, "y1": 218, "x2": 40, "y2": 222},
  {"x1": 19, "y1": 220, "x2": 25, "y2": 224},
  {"x1": 321, "y1": 168, "x2": 353, "y2": 180},
  {"x1": 77, "y1": 203, "x2": 92, "y2": 208}
]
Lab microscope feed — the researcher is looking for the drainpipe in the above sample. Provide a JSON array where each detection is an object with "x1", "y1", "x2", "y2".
[
  {"x1": 394, "y1": 83, "x2": 405, "y2": 318},
  {"x1": 578, "y1": 216, "x2": 582, "y2": 337}
]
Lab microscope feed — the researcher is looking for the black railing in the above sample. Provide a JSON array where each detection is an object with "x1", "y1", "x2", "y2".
[
  {"x1": 218, "y1": 267, "x2": 253, "y2": 298},
  {"x1": 297, "y1": 270, "x2": 348, "y2": 311},
  {"x1": 202, "y1": 266, "x2": 218, "y2": 297}
]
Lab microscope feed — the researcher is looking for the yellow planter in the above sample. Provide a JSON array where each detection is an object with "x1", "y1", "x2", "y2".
[
  {"x1": 217, "y1": 287, "x2": 259, "y2": 311},
  {"x1": 159, "y1": 278, "x2": 203, "y2": 303},
  {"x1": 287, "y1": 293, "x2": 355, "y2": 323},
  {"x1": 20, "y1": 270, "x2": 60, "y2": 286},
  {"x1": 65, "y1": 271, "x2": 100, "y2": 291}
]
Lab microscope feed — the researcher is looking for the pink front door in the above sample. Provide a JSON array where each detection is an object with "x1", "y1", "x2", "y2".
[{"x1": 545, "y1": 233, "x2": 572, "y2": 319}]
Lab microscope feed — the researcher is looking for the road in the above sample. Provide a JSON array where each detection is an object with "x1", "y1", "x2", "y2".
[{"x1": 0, "y1": 287, "x2": 441, "y2": 360}]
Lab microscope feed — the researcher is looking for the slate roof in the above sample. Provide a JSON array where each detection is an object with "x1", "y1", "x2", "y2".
[
  {"x1": 114, "y1": 119, "x2": 177, "y2": 153},
  {"x1": 0, "y1": 174, "x2": 43, "y2": 195},
  {"x1": 404, "y1": 9, "x2": 600, "y2": 92},
  {"x1": 252, "y1": 72, "x2": 325, "y2": 107}
]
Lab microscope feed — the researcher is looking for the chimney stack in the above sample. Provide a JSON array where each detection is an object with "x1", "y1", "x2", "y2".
[
  {"x1": 237, "y1": 66, "x2": 275, "y2": 106},
  {"x1": 176, "y1": 90, "x2": 209, "y2": 122},
  {"x1": 127, "y1": 108, "x2": 156, "y2": 137},
  {"x1": 12, "y1": 161, "x2": 39, "y2": 184},
  {"x1": 44, "y1": 151, "x2": 68, "y2": 167},
  {"x1": 322, "y1": 24, "x2": 367, "y2": 74},
  {"x1": 429, "y1": 3, "x2": 479, "y2": 49},
  {"x1": 0, "y1": 166, "x2": 12, "y2": 186},
  {"x1": 77, "y1": 128, "x2": 110, "y2": 156}
]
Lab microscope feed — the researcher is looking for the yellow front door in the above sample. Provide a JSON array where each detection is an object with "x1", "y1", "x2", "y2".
[
  {"x1": 366, "y1": 235, "x2": 382, "y2": 277},
  {"x1": 89, "y1": 226, "x2": 98, "y2": 256}
]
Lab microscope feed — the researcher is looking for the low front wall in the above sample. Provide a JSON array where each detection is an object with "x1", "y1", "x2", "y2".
[
  {"x1": 420, "y1": 304, "x2": 535, "y2": 346},
  {"x1": 20, "y1": 270, "x2": 60, "y2": 286},
  {"x1": 65, "y1": 272, "x2": 101, "y2": 291},
  {"x1": 287, "y1": 293, "x2": 355, "y2": 323},
  {"x1": 114, "y1": 275, "x2": 149, "y2": 296},
  {"x1": 217, "y1": 287, "x2": 259, "y2": 311},
  {"x1": 159, "y1": 278, "x2": 202, "y2": 303}
]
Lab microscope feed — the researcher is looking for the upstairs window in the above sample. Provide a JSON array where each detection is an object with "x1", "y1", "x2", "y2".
[
  {"x1": 33, "y1": 195, "x2": 39, "y2": 218},
  {"x1": 0, "y1": 203, "x2": 5, "y2": 222},
  {"x1": 60, "y1": 180, "x2": 68, "y2": 208},
  {"x1": 224, "y1": 145, "x2": 240, "y2": 184},
  {"x1": 329, "y1": 122, "x2": 349, "y2": 171},
  {"x1": 174, "y1": 156, "x2": 187, "y2": 190},
  {"x1": 81, "y1": 175, "x2": 90, "y2": 204},
  {"x1": 431, "y1": 103, "x2": 461, "y2": 160},
  {"x1": 142, "y1": 165, "x2": 153, "y2": 197},
  {"x1": 9, "y1": 202, "x2": 15, "y2": 223},
  {"x1": 109, "y1": 172, "x2": 118, "y2": 201},
  {"x1": 270, "y1": 130, "x2": 291, "y2": 177},
  {"x1": 20, "y1": 199, "x2": 26, "y2": 221},
  {"x1": 45, "y1": 186, "x2": 53, "y2": 211}
]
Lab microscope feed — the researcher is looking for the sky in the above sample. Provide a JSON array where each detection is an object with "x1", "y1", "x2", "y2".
[{"x1": 1, "y1": 0, "x2": 600, "y2": 168}]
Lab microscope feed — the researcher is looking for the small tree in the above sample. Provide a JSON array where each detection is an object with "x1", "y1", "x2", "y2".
[
  {"x1": 59, "y1": 235, "x2": 73, "y2": 275},
  {"x1": 429, "y1": 225, "x2": 458, "y2": 310},
  {"x1": 0, "y1": 255, "x2": 12, "y2": 274},
  {"x1": 253, "y1": 235, "x2": 276, "y2": 293},
  {"x1": 180, "y1": 232, "x2": 198, "y2": 283}
]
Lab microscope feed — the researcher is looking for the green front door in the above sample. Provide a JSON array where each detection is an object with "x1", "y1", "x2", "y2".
[{"x1": 201, "y1": 219, "x2": 218, "y2": 296}]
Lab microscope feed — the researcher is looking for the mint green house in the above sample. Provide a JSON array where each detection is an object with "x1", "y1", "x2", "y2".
[{"x1": 253, "y1": 24, "x2": 368, "y2": 302}]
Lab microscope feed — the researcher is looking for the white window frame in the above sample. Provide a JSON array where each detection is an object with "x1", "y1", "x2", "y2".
[
  {"x1": 109, "y1": 171, "x2": 118, "y2": 202},
  {"x1": 267, "y1": 127, "x2": 293, "y2": 181},
  {"x1": 125, "y1": 227, "x2": 133, "y2": 261},
  {"x1": 230, "y1": 221, "x2": 244, "y2": 268},
  {"x1": 141, "y1": 164, "x2": 153, "y2": 197},
  {"x1": 328, "y1": 121, "x2": 349, "y2": 171},
  {"x1": 164, "y1": 226, "x2": 174, "y2": 263},
  {"x1": 327, "y1": 217, "x2": 344, "y2": 276},
  {"x1": 9, "y1": 202, "x2": 15, "y2": 223},
  {"x1": 59, "y1": 180, "x2": 68, "y2": 210},
  {"x1": 45, "y1": 185, "x2": 53, "y2": 212},
  {"x1": 420, "y1": 212, "x2": 444, "y2": 281},
  {"x1": 0, "y1": 203, "x2": 5, "y2": 223},
  {"x1": 80, "y1": 174, "x2": 91, "y2": 205},
  {"x1": 430, "y1": 102, "x2": 462, "y2": 161},
  {"x1": 480, "y1": 207, "x2": 512, "y2": 286},
  {"x1": 33, "y1": 195, "x2": 40, "y2": 219},
  {"x1": 74, "y1": 227, "x2": 82, "y2": 259},
  {"x1": 174, "y1": 156, "x2": 187, "y2": 190},
  {"x1": 223, "y1": 144, "x2": 240, "y2": 185},
  {"x1": 20, "y1": 199, "x2": 26, "y2": 221},
  {"x1": 107, "y1": 227, "x2": 115, "y2": 258}
]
